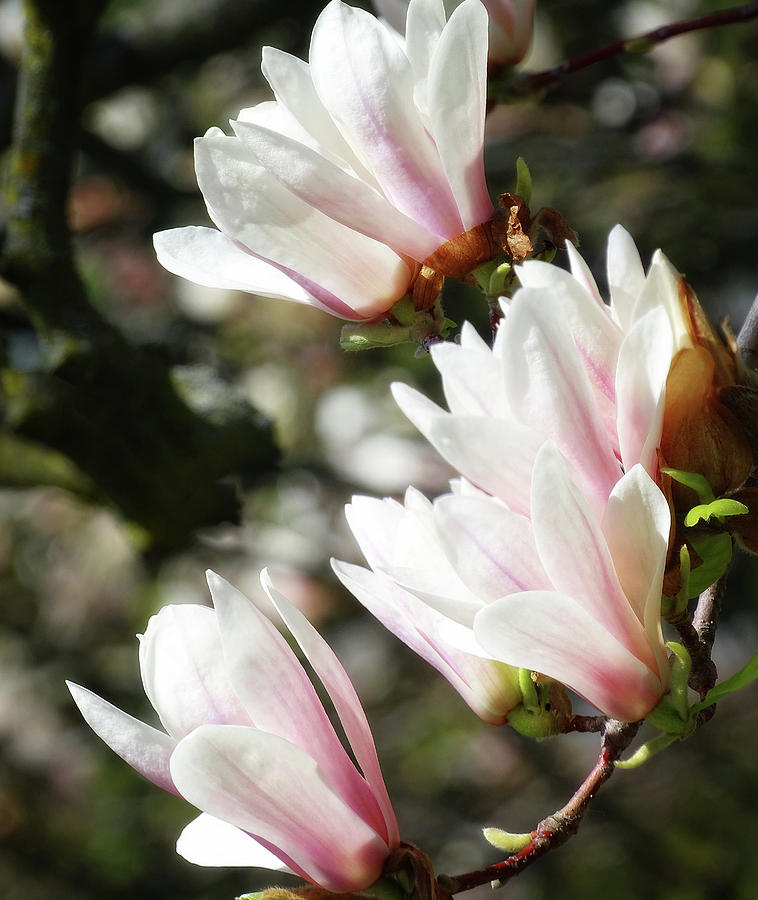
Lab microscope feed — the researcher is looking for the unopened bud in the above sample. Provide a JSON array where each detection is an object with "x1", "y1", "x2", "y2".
[{"x1": 661, "y1": 279, "x2": 752, "y2": 507}]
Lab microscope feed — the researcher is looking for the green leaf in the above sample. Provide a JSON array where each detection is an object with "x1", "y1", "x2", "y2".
[
  {"x1": 666, "y1": 642, "x2": 692, "y2": 721},
  {"x1": 388, "y1": 295, "x2": 416, "y2": 326},
  {"x1": 339, "y1": 323, "x2": 412, "y2": 351},
  {"x1": 482, "y1": 827, "x2": 532, "y2": 853},
  {"x1": 684, "y1": 498, "x2": 749, "y2": 527},
  {"x1": 690, "y1": 650, "x2": 758, "y2": 715},
  {"x1": 515, "y1": 157, "x2": 532, "y2": 205},
  {"x1": 646, "y1": 699, "x2": 688, "y2": 735},
  {"x1": 615, "y1": 732, "x2": 679, "y2": 769},
  {"x1": 440, "y1": 318, "x2": 457, "y2": 339},
  {"x1": 661, "y1": 468, "x2": 714, "y2": 503},
  {"x1": 686, "y1": 533, "x2": 733, "y2": 598}
]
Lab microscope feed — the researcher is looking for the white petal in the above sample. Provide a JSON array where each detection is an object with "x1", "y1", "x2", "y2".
[
  {"x1": 177, "y1": 813, "x2": 293, "y2": 870},
  {"x1": 607, "y1": 224, "x2": 645, "y2": 331},
  {"x1": 67, "y1": 682, "x2": 178, "y2": 795},
  {"x1": 430, "y1": 332, "x2": 509, "y2": 417},
  {"x1": 615, "y1": 305, "x2": 673, "y2": 475},
  {"x1": 205, "y1": 571, "x2": 381, "y2": 836},
  {"x1": 170, "y1": 725, "x2": 389, "y2": 892},
  {"x1": 309, "y1": 0, "x2": 463, "y2": 238},
  {"x1": 529, "y1": 444, "x2": 656, "y2": 671},
  {"x1": 474, "y1": 592, "x2": 663, "y2": 721},
  {"x1": 332, "y1": 560, "x2": 518, "y2": 723},
  {"x1": 405, "y1": 0, "x2": 447, "y2": 115},
  {"x1": 154, "y1": 227, "x2": 312, "y2": 302},
  {"x1": 566, "y1": 241, "x2": 603, "y2": 305},
  {"x1": 260, "y1": 570, "x2": 398, "y2": 846},
  {"x1": 601, "y1": 465, "x2": 670, "y2": 676},
  {"x1": 231, "y1": 119, "x2": 442, "y2": 259},
  {"x1": 392, "y1": 383, "x2": 542, "y2": 515},
  {"x1": 427, "y1": 0, "x2": 493, "y2": 229},
  {"x1": 501, "y1": 291, "x2": 622, "y2": 517},
  {"x1": 138, "y1": 605, "x2": 252, "y2": 739},
  {"x1": 261, "y1": 46, "x2": 376, "y2": 184},
  {"x1": 194, "y1": 133, "x2": 412, "y2": 318},
  {"x1": 433, "y1": 494, "x2": 550, "y2": 602},
  {"x1": 634, "y1": 249, "x2": 690, "y2": 351}
]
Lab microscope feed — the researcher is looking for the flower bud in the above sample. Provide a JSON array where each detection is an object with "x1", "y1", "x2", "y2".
[{"x1": 660, "y1": 279, "x2": 752, "y2": 506}]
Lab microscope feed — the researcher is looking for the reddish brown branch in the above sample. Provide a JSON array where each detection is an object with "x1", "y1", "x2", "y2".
[
  {"x1": 491, "y1": 2, "x2": 758, "y2": 100},
  {"x1": 443, "y1": 720, "x2": 639, "y2": 894}
]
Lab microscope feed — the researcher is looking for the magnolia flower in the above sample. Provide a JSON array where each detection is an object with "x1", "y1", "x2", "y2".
[
  {"x1": 336, "y1": 227, "x2": 689, "y2": 721},
  {"x1": 67, "y1": 571, "x2": 398, "y2": 892},
  {"x1": 333, "y1": 486, "x2": 524, "y2": 724},
  {"x1": 374, "y1": 0, "x2": 535, "y2": 67},
  {"x1": 154, "y1": 0, "x2": 494, "y2": 321}
]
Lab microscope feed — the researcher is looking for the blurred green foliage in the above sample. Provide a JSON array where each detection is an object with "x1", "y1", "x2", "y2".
[{"x1": 1, "y1": 0, "x2": 758, "y2": 899}]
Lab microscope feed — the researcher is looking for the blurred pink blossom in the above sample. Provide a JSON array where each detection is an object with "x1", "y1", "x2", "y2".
[{"x1": 375, "y1": 0, "x2": 536, "y2": 66}]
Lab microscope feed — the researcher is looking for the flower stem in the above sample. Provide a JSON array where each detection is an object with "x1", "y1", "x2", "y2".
[
  {"x1": 491, "y1": 2, "x2": 758, "y2": 102},
  {"x1": 442, "y1": 720, "x2": 639, "y2": 893}
]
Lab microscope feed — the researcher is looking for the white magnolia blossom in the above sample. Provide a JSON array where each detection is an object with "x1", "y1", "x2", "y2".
[
  {"x1": 336, "y1": 227, "x2": 692, "y2": 721},
  {"x1": 68, "y1": 571, "x2": 398, "y2": 891},
  {"x1": 154, "y1": 0, "x2": 494, "y2": 320}
]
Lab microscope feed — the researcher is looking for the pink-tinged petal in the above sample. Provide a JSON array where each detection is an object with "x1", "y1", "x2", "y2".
[
  {"x1": 602, "y1": 465, "x2": 670, "y2": 677},
  {"x1": 332, "y1": 560, "x2": 517, "y2": 723},
  {"x1": 194, "y1": 133, "x2": 412, "y2": 317},
  {"x1": 379, "y1": 563, "x2": 485, "y2": 626},
  {"x1": 347, "y1": 492, "x2": 483, "y2": 626},
  {"x1": 170, "y1": 725, "x2": 389, "y2": 892},
  {"x1": 309, "y1": 0, "x2": 463, "y2": 238},
  {"x1": 566, "y1": 241, "x2": 603, "y2": 305},
  {"x1": 501, "y1": 292, "x2": 622, "y2": 516},
  {"x1": 138, "y1": 605, "x2": 252, "y2": 739},
  {"x1": 205, "y1": 571, "x2": 381, "y2": 836},
  {"x1": 427, "y1": 0, "x2": 493, "y2": 230},
  {"x1": 231, "y1": 119, "x2": 443, "y2": 260},
  {"x1": 634, "y1": 250, "x2": 691, "y2": 351},
  {"x1": 345, "y1": 494, "x2": 405, "y2": 570},
  {"x1": 405, "y1": 0, "x2": 447, "y2": 114},
  {"x1": 607, "y1": 224, "x2": 645, "y2": 331},
  {"x1": 260, "y1": 46, "x2": 377, "y2": 184},
  {"x1": 483, "y1": 0, "x2": 535, "y2": 65},
  {"x1": 153, "y1": 227, "x2": 312, "y2": 302},
  {"x1": 430, "y1": 324, "x2": 509, "y2": 417},
  {"x1": 615, "y1": 306, "x2": 673, "y2": 475},
  {"x1": 391, "y1": 383, "x2": 541, "y2": 515},
  {"x1": 261, "y1": 570, "x2": 398, "y2": 847},
  {"x1": 66, "y1": 682, "x2": 178, "y2": 795},
  {"x1": 236, "y1": 100, "x2": 323, "y2": 156},
  {"x1": 176, "y1": 813, "x2": 293, "y2": 871},
  {"x1": 511, "y1": 274, "x2": 623, "y2": 455},
  {"x1": 433, "y1": 494, "x2": 551, "y2": 603},
  {"x1": 530, "y1": 444, "x2": 657, "y2": 670},
  {"x1": 473, "y1": 591, "x2": 664, "y2": 721}
]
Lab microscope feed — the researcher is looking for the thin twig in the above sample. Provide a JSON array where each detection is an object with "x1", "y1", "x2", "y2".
[
  {"x1": 491, "y1": 2, "x2": 758, "y2": 101},
  {"x1": 737, "y1": 292, "x2": 758, "y2": 372},
  {"x1": 443, "y1": 720, "x2": 639, "y2": 893}
]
